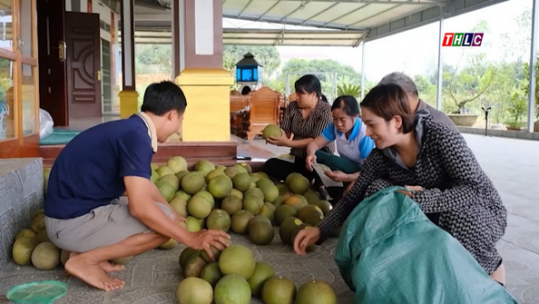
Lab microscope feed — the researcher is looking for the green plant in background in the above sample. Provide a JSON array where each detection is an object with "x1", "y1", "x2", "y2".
[
  {"x1": 337, "y1": 83, "x2": 361, "y2": 98},
  {"x1": 506, "y1": 84, "x2": 528, "y2": 127}
]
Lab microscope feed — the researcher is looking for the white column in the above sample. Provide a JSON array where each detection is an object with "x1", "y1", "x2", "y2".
[
  {"x1": 527, "y1": 0, "x2": 538, "y2": 132},
  {"x1": 360, "y1": 40, "x2": 366, "y2": 100},
  {"x1": 121, "y1": 0, "x2": 134, "y2": 89}
]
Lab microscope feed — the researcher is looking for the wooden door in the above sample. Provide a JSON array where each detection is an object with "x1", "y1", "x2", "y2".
[
  {"x1": 64, "y1": 12, "x2": 102, "y2": 119},
  {"x1": 37, "y1": 0, "x2": 67, "y2": 127}
]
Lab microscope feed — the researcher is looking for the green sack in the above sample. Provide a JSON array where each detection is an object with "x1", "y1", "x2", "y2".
[{"x1": 334, "y1": 186, "x2": 518, "y2": 304}]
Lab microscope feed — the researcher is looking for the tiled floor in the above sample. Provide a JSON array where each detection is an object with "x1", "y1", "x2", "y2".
[{"x1": 1, "y1": 134, "x2": 538, "y2": 303}]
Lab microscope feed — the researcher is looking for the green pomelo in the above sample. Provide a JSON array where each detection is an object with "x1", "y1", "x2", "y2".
[
  {"x1": 261, "y1": 275, "x2": 297, "y2": 304},
  {"x1": 221, "y1": 195, "x2": 243, "y2": 215},
  {"x1": 260, "y1": 184, "x2": 279, "y2": 203},
  {"x1": 274, "y1": 205, "x2": 298, "y2": 226},
  {"x1": 206, "y1": 169, "x2": 226, "y2": 183},
  {"x1": 279, "y1": 217, "x2": 303, "y2": 245},
  {"x1": 231, "y1": 210, "x2": 255, "y2": 234},
  {"x1": 303, "y1": 189, "x2": 321, "y2": 205},
  {"x1": 297, "y1": 205, "x2": 324, "y2": 222},
  {"x1": 176, "y1": 277, "x2": 213, "y2": 304},
  {"x1": 237, "y1": 162, "x2": 252, "y2": 174},
  {"x1": 276, "y1": 183, "x2": 289, "y2": 195},
  {"x1": 15, "y1": 228, "x2": 36, "y2": 240},
  {"x1": 60, "y1": 249, "x2": 70, "y2": 265},
  {"x1": 232, "y1": 173, "x2": 251, "y2": 192},
  {"x1": 195, "y1": 160, "x2": 216, "y2": 176},
  {"x1": 200, "y1": 246, "x2": 222, "y2": 263},
  {"x1": 259, "y1": 202, "x2": 276, "y2": 222},
  {"x1": 187, "y1": 196, "x2": 212, "y2": 219},
  {"x1": 224, "y1": 167, "x2": 240, "y2": 179},
  {"x1": 247, "y1": 262, "x2": 275, "y2": 297},
  {"x1": 219, "y1": 245, "x2": 255, "y2": 279},
  {"x1": 248, "y1": 214, "x2": 271, "y2": 231},
  {"x1": 156, "y1": 180, "x2": 176, "y2": 202},
  {"x1": 179, "y1": 247, "x2": 200, "y2": 270},
  {"x1": 314, "y1": 200, "x2": 333, "y2": 216},
  {"x1": 30, "y1": 211, "x2": 45, "y2": 233},
  {"x1": 229, "y1": 188, "x2": 243, "y2": 199},
  {"x1": 244, "y1": 188, "x2": 264, "y2": 201},
  {"x1": 159, "y1": 238, "x2": 178, "y2": 249},
  {"x1": 216, "y1": 165, "x2": 227, "y2": 171},
  {"x1": 200, "y1": 262, "x2": 223, "y2": 287},
  {"x1": 186, "y1": 216, "x2": 202, "y2": 232},
  {"x1": 262, "y1": 124, "x2": 282, "y2": 139},
  {"x1": 304, "y1": 214, "x2": 324, "y2": 227},
  {"x1": 208, "y1": 175, "x2": 233, "y2": 199},
  {"x1": 184, "y1": 255, "x2": 208, "y2": 278},
  {"x1": 151, "y1": 163, "x2": 159, "y2": 171},
  {"x1": 232, "y1": 164, "x2": 248, "y2": 174},
  {"x1": 31, "y1": 242, "x2": 60, "y2": 270},
  {"x1": 243, "y1": 195, "x2": 263, "y2": 215},
  {"x1": 284, "y1": 195, "x2": 308, "y2": 212},
  {"x1": 256, "y1": 178, "x2": 274, "y2": 189},
  {"x1": 157, "y1": 166, "x2": 175, "y2": 178},
  {"x1": 214, "y1": 274, "x2": 251, "y2": 304},
  {"x1": 248, "y1": 220, "x2": 274, "y2": 245},
  {"x1": 295, "y1": 280, "x2": 337, "y2": 304},
  {"x1": 272, "y1": 196, "x2": 285, "y2": 208},
  {"x1": 175, "y1": 170, "x2": 190, "y2": 184},
  {"x1": 169, "y1": 197, "x2": 188, "y2": 217},
  {"x1": 174, "y1": 190, "x2": 192, "y2": 201},
  {"x1": 181, "y1": 172, "x2": 206, "y2": 194},
  {"x1": 35, "y1": 229, "x2": 50, "y2": 243},
  {"x1": 159, "y1": 174, "x2": 180, "y2": 190},
  {"x1": 167, "y1": 156, "x2": 188, "y2": 174},
  {"x1": 206, "y1": 209, "x2": 231, "y2": 232},
  {"x1": 151, "y1": 170, "x2": 159, "y2": 183},
  {"x1": 12, "y1": 236, "x2": 39, "y2": 266},
  {"x1": 193, "y1": 190, "x2": 215, "y2": 209}
]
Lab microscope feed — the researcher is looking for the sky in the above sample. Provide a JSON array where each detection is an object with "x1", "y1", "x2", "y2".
[{"x1": 222, "y1": 0, "x2": 534, "y2": 83}]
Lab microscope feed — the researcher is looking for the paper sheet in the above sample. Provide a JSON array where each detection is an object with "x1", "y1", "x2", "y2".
[
  {"x1": 273, "y1": 154, "x2": 295, "y2": 163},
  {"x1": 312, "y1": 163, "x2": 344, "y2": 187}
]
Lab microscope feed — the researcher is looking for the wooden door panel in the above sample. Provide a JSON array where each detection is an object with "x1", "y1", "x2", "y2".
[{"x1": 65, "y1": 12, "x2": 101, "y2": 119}]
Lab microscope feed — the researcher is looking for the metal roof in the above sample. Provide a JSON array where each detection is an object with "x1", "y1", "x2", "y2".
[{"x1": 131, "y1": 0, "x2": 506, "y2": 45}]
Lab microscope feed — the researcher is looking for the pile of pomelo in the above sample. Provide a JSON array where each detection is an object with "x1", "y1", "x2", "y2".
[
  {"x1": 150, "y1": 156, "x2": 341, "y2": 250},
  {"x1": 177, "y1": 244, "x2": 337, "y2": 304}
]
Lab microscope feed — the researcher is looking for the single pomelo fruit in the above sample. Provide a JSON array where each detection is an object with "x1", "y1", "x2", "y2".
[
  {"x1": 159, "y1": 174, "x2": 180, "y2": 190},
  {"x1": 15, "y1": 229, "x2": 36, "y2": 240},
  {"x1": 224, "y1": 167, "x2": 240, "y2": 179},
  {"x1": 174, "y1": 190, "x2": 192, "y2": 201},
  {"x1": 179, "y1": 247, "x2": 200, "y2": 270},
  {"x1": 184, "y1": 255, "x2": 208, "y2": 278},
  {"x1": 206, "y1": 169, "x2": 226, "y2": 183},
  {"x1": 231, "y1": 210, "x2": 255, "y2": 234},
  {"x1": 230, "y1": 188, "x2": 243, "y2": 199},
  {"x1": 243, "y1": 195, "x2": 263, "y2": 215},
  {"x1": 248, "y1": 220, "x2": 274, "y2": 245},
  {"x1": 244, "y1": 188, "x2": 264, "y2": 201},
  {"x1": 304, "y1": 213, "x2": 324, "y2": 227},
  {"x1": 200, "y1": 261, "x2": 223, "y2": 287},
  {"x1": 200, "y1": 246, "x2": 222, "y2": 263},
  {"x1": 176, "y1": 277, "x2": 213, "y2": 304},
  {"x1": 303, "y1": 189, "x2": 321, "y2": 205},
  {"x1": 169, "y1": 197, "x2": 188, "y2": 217},
  {"x1": 187, "y1": 196, "x2": 212, "y2": 219},
  {"x1": 151, "y1": 163, "x2": 159, "y2": 171},
  {"x1": 12, "y1": 236, "x2": 39, "y2": 266},
  {"x1": 208, "y1": 175, "x2": 233, "y2": 199},
  {"x1": 247, "y1": 262, "x2": 275, "y2": 297},
  {"x1": 272, "y1": 196, "x2": 285, "y2": 208},
  {"x1": 274, "y1": 205, "x2": 298, "y2": 225},
  {"x1": 232, "y1": 173, "x2": 251, "y2": 192},
  {"x1": 31, "y1": 242, "x2": 60, "y2": 270},
  {"x1": 221, "y1": 195, "x2": 243, "y2": 215},
  {"x1": 30, "y1": 211, "x2": 46, "y2": 233},
  {"x1": 314, "y1": 200, "x2": 333, "y2": 216},
  {"x1": 297, "y1": 205, "x2": 324, "y2": 222},
  {"x1": 206, "y1": 209, "x2": 231, "y2": 232},
  {"x1": 233, "y1": 164, "x2": 248, "y2": 174},
  {"x1": 186, "y1": 216, "x2": 202, "y2": 232},
  {"x1": 259, "y1": 202, "x2": 276, "y2": 222},
  {"x1": 261, "y1": 275, "x2": 297, "y2": 304},
  {"x1": 157, "y1": 166, "x2": 175, "y2": 178},
  {"x1": 262, "y1": 124, "x2": 282, "y2": 140},
  {"x1": 284, "y1": 194, "x2": 308, "y2": 212},
  {"x1": 295, "y1": 280, "x2": 337, "y2": 304},
  {"x1": 156, "y1": 180, "x2": 177, "y2": 202},
  {"x1": 167, "y1": 156, "x2": 188, "y2": 173},
  {"x1": 256, "y1": 178, "x2": 274, "y2": 189},
  {"x1": 285, "y1": 173, "x2": 310, "y2": 194},
  {"x1": 219, "y1": 245, "x2": 255, "y2": 279},
  {"x1": 195, "y1": 160, "x2": 216, "y2": 176},
  {"x1": 214, "y1": 274, "x2": 251, "y2": 304},
  {"x1": 216, "y1": 165, "x2": 227, "y2": 171},
  {"x1": 181, "y1": 172, "x2": 206, "y2": 194},
  {"x1": 279, "y1": 217, "x2": 303, "y2": 245},
  {"x1": 193, "y1": 190, "x2": 215, "y2": 209},
  {"x1": 159, "y1": 238, "x2": 178, "y2": 249}
]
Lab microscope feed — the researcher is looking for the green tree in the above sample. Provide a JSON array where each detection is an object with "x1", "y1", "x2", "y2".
[{"x1": 135, "y1": 44, "x2": 172, "y2": 74}]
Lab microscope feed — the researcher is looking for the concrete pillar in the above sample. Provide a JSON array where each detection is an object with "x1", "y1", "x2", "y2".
[
  {"x1": 118, "y1": 0, "x2": 139, "y2": 118},
  {"x1": 174, "y1": 0, "x2": 234, "y2": 142}
]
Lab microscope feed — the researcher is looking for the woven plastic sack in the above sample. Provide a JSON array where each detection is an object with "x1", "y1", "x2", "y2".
[
  {"x1": 39, "y1": 108, "x2": 54, "y2": 139},
  {"x1": 334, "y1": 186, "x2": 518, "y2": 304}
]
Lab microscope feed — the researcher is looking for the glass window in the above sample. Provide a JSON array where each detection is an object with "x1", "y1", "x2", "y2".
[
  {"x1": 21, "y1": 63, "x2": 35, "y2": 135},
  {"x1": 0, "y1": 57, "x2": 14, "y2": 140},
  {"x1": 19, "y1": 0, "x2": 33, "y2": 57},
  {"x1": 0, "y1": 0, "x2": 12, "y2": 52}
]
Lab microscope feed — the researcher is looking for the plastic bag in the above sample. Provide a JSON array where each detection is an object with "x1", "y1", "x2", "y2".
[
  {"x1": 334, "y1": 186, "x2": 518, "y2": 304},
  {"x1": 39, "y1": 108, "x2": 54, "y2": 139}
]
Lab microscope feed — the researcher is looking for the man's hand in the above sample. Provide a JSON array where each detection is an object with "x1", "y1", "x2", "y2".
[
  {"x1": 324, "y1": 170, "x2": 348, "y2": 182},
  {"x1": 186, "y1": 229, "x2": 231, "y2": 260},
  {"x1": 267, "y1": 131, "x2": 290, "y2": 147},
  {"x1": 305, "y1": 154, "x2": 317, "y2": 171}
]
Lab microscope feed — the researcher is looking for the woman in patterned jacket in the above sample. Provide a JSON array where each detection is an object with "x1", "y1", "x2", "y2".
[{"x1": 293, "y1": 83, "x2": 508, "y2": 285}]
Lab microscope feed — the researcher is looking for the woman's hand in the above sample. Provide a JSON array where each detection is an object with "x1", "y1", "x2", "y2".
[
  {"x1": 305, "y1": 154, "x2": 317, "y2": 171},
  {"x1": 293, "y1": 227, "x2": 320, "y2": 256},
  {"x1": 324, "y1": 170, "x2": 348, "y2": 182},
  {"x1": 267, "y1": 132, "x2": 290, "y2": 147},
  {"x1": 186, "y1": 230, "x2": 231, "y2": 260},
  {"x1": 396, "y1": 185, "x2": 423, "y2": 197}
]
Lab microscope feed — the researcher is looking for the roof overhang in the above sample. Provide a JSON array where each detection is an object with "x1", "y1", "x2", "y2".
[{"x1": 121, "y1": 28, "x2": 366, "y2": 47}]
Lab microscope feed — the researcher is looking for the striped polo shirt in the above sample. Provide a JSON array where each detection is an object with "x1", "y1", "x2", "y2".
[{"x1": 281, "y1": 100, "x2": 335, "y2": 158}]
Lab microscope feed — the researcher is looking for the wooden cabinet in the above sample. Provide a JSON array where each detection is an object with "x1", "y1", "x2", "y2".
[{"x1": 0, "y1": 0, "x2": 40, "y2": 158}]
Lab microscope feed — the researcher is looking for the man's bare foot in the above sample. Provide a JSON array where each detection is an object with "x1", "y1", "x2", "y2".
[
  {"x1": 99, "y1": 260, "x2": 124, "y2": 273},
  {"x1": 65, "y1": 255, "x2": 125, "y2": 291}
]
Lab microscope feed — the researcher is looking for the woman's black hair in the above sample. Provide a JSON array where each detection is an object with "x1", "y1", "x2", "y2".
[
  {"x1": 360, "y1": 84, "x2": 415, "y2": 134},
  {"x1": 321, "y1": 94, "x2": 328, "y2": 103},
  {"x1": 295, "y1": 74, "x2": 325, "y2": 101},
  {"x1": 331, "y1": 95, "x2": 360, "y2": 116}
]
